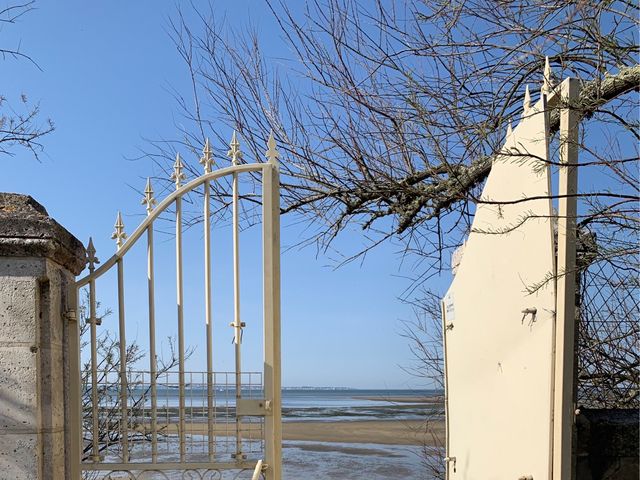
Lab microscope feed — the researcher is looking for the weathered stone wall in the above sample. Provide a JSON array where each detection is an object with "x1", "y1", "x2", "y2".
[{"x1": 0, "y1": 194, "x2": 85, "y2": 480}]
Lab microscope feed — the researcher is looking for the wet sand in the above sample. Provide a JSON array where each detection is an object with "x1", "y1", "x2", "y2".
[
  {"x1": 283, "y1": 419, "x2": 444, "y2": 446},
  {"x1": 351, "y1": 395, "x2": 444, "y2": 404},
  {"x1": 159, "y1": 419, "x2": 444, "y2": 446}
]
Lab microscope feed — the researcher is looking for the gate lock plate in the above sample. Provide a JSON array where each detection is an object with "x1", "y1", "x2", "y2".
[{"x1": 237, "y1": 399, "x2": 272, "y2": 417}]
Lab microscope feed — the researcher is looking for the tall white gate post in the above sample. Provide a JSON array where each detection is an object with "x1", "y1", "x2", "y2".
[
  {"x1": 263, "y1": 136, "x2": 282, "y2": 479},
  {"x1": 552, "y1": 77, "x2": 581, "y2": 480}
]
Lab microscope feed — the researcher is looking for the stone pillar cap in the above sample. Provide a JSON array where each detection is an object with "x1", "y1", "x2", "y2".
[{"x1": 0, "y1": 193, "x2": 87, "y2": 275}]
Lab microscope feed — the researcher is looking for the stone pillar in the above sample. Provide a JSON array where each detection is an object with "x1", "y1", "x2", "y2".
[{"x1": 0, "y1": 193, "x2": 85, "y2": 480}]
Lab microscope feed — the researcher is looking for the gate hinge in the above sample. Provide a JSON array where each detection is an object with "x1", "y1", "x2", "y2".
[
  {"x1": 65, "y1": 309, "x2": 77, "y2": 323},
  {"x1": 237, "y1": 398, "x2": 272, "y2": 417}
]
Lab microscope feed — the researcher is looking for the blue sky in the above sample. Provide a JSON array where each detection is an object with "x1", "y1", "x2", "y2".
[{"x1": 1, "y1": 1, "x2": 446, "y2": 389}]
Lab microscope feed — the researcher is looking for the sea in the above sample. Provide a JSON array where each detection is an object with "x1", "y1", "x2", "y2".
[
  {"x1": 280, "y1": 388, "x2": 442, "y2": 479},
  {"x1": 91, "y1": 387, "x2": 443, "y2": 479},
  {"x1": 282, "y1": 387, "x2": 441, "y2": 421}
]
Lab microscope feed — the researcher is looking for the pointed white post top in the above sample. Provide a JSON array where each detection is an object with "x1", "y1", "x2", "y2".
[
  {"x1": 500, "y1": 119, "x2": 515, "y2": 155},
  {"x1": 227, "y1": 131, "x2": 243, "y2": 166},
  {"x1": 111, "y1": 211, "x2": 127, "y2": 250},
  {"x1": 171, "y1": 152, "x2": 186, "y2": 189},
  {"x1": 141, "y1": 178, "x2": 157, "y2": 215},
  {"x1": 86, "y1": 236, "x2": 100, "y2": 272},
  {"x1": 522, "y1": 84, "x2": 532, "y2": 115},
  {"x1": 265, "y1": 130, "x2": 280, "y2": 167},
  {"x1": 542, "y1": 56, "x2": 554, "y2": 95},
  {"x1": 200, "y1": 138, "x2": 214, "y2": 174}
]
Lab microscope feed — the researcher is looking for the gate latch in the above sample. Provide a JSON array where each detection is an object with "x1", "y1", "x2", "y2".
[{"x1": 237, "y1": 398, "x2": 272, "y2": 417}]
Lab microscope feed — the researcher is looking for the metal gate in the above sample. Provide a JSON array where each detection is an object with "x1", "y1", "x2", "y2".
[{"x1": 69, "y1": 133, "x2": 282, "y2": 479}]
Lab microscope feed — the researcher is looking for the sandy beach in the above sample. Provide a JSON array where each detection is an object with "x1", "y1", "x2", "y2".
[
  {"x1": 150, "y1": 419, "x2": 444, "y2": 447},
  {"x1": 282, "y1": 419, "x2": 444, "y2": 446},
  {"x1": 351, "y1": 395, "x2": 443, "y2": 404}
]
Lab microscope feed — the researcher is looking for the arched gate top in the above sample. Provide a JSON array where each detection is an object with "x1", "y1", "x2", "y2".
[{"x1": 77, "y1": 159, "x2": 274, "y2": 288}]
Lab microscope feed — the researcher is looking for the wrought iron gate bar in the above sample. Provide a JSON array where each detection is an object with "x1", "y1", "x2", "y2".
[
  {"x1": 75, "y1": 134, "x2": 281, "y2": 479},
  {"x1": 144, "y1": 180, "x2": 159, "y2": 463},
  {"x1": 175, "y1": 179, "x2": 187, "y2": 462},
  {"x1": 201, "y1": 141, "x2": 216, "y2": 461},
  {"x1": 116, "y1": 254, "x2": 129, "y2": 462},
  {"x1": 87, "y1": 240, "x2": 100, "y2": 462},
  {"x1": 229, "y1": 132, "x2": 245, "y2": 461}
]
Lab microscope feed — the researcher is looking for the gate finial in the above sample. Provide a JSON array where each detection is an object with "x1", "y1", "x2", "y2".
[
  {"x1": 265, "y1": 130, "x2": 280, "y2": 167},
  {"x1": 111, "y1": 211, "x2": 127, "y2": 250},
  {"x1": 142, "y1": 178, "x2": 157, "y2": 215},
  {"x1": 522, "y1": 84, "x2": 531, "y2": 115},
  {"x1": 86, "y1": 237, "x2": 100, "y2": 273},
  {"x1": 227, "y1": 131, "x2": 243, "y2": 166},
  {"x1": 171, "y1": 152, "x2": 186, "y2": 189},
  {"x1": 200, "y1": 138, "x2": 214, "y2": 173},
  {"x1": 542, "y1": 56, "x2": 554, "y2": 95}
]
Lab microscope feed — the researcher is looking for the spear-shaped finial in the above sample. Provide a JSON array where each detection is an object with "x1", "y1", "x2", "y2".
[
  {"x1": 265, "y1": 130, "x2": 280, "y2": 166},
  {"x1": 87, "y1": 237, "x2": 100, "y2": 273},
  {"x1": 171, "y1": 152, "x2": 186, "y2": 189},
  {"x1": 522, "y1": 84, "x2": 531, "y2": 114},
  {"x1": 141, "y1": 178, "x2": 157, "y2": 215},
  {"x1": 111, "y1": 211, "x2": 127, "y2": 249},
  {"x1": 542, "y1": 56, "x2": 554, "y2": 95},
  {"x1": 227, "y1": 131, "x2": 242, "y2": 165},
  {"x1": 506, "y1": 120, "x2": 513, "y2": 138},
  {"x1": 199, "y1": 138, "x2": 214, "y2": 174}
]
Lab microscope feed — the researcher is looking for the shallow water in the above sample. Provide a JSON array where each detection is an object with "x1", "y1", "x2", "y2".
[
  {"x1": 86, "y1": 389, "x2": 441, "y2": 478},
  {"x1": 283, "y1": 441, "x2": 433, "y2": 479},
  {"x1": 94, "y1": 442, "x2": 432, "y2": 479},
  {"x1": 120, "y1": 387, "x2": 443, "y2": 422}
]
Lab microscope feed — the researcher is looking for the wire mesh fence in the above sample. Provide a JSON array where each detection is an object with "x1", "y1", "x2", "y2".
[{"x1": 577, "y1": 250, "x2": 640, "y2": 409}]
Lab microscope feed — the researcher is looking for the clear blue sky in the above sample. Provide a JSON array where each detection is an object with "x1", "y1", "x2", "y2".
[{"x1": 1, "y1": 1, "x2": 447, "y2": 389}]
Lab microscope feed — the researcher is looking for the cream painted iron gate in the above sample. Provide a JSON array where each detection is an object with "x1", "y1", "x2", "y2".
[{"x1": 69, "y1": 133, "x2": 282, "y2": 479}]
